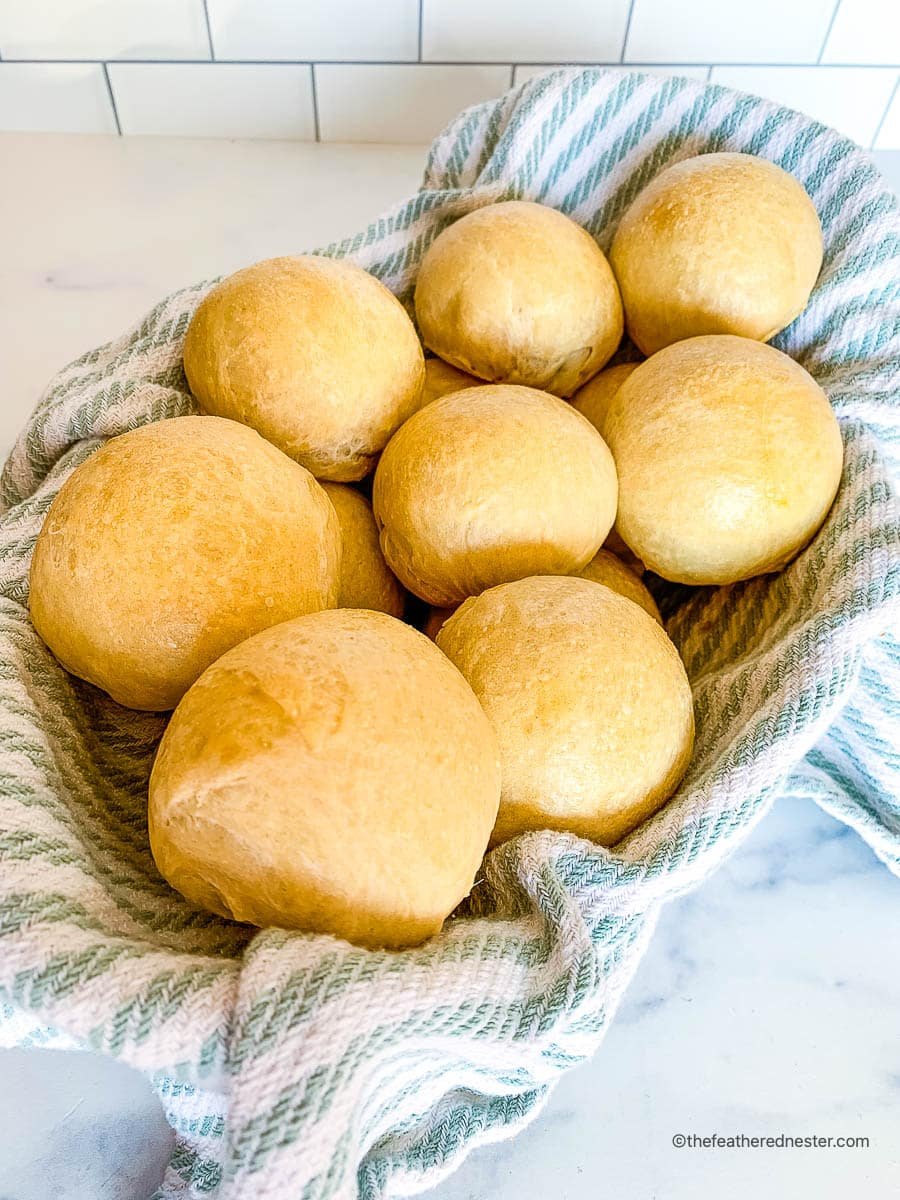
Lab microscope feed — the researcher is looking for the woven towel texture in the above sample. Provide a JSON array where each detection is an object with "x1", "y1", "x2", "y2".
[{"x1": 0, "y1": 69, "x2": 899, "y2": 1199}]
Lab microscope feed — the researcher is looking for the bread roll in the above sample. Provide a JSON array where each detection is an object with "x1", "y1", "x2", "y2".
[
  {"x1": 604, "y1": 336, "x2": 843, "y2": 584},
  {"x1": 571, "y1": 362, "x2": 640, "y2": 439},
  {"x1": 437, "y1": 576, "x2": 694, "y2": 847},
  {"x1": 30, "y1": 416, "x2": 340, "y2": 711},
  {"x1": 415, "y1": 201, "x2": 623, "y2": 397},
  {"x1": 321, "y1": 483, "x2": 405, "y2": 618},
  {"x1": 149, "y1": 609, "x2": 501, "y2": 948},
  {"x1": 578, "y1": 549, "x2": 661, "y2": 624},
  {"x1": 603, "y1": 528, "x2": 645, "y2": 575},
  {"x1": 610, "y1": 153, "x2": 822, "y2": 354},
  {"x1": 424, "y1": 605, "x2": 458, "y2": 641},
  {"x1": 420, "y1": 357, "x2": 481, "y2": 408},
  {"x1": 373, "y1": 384, "x2": 618, "y2": 605},
  {"x1": 571, "y1": 369, "x2": 645, "y2": 575},
  {"x1": 183, "y1": 255, "x2": 425, "y2": 481}
]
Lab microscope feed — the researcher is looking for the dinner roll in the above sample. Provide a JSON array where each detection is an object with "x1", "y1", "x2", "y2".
[
  {"x1": 420, "y1": 357, "x2": 481, "y2": 408},
  {"x1": 373, "y1": 384, "x2": 617, "y2": 605},
  {"x1": 603, "y1": 528, "x2": 645, "y2": 575},
  {"x1": 183, "y1": 255, "x2": 425, "y2": 481},
  {"x1": 571, "y1": 362, "x2": 640, "y2": 439},
  {"x1": 415, "y1": 201, "x2": 623, "y2": 397},
  {"x1": 604, "y1": 336, "x2": 843, "y2": 585},
  {"x1": 610, "y1": 153, "x2": 822, "y2": 354},
  {"x1": 322, "y1": 483, "x2": 405, "y2": 618},
  {"x1": 424, "y1": 605, "x2": 458, "y2": 641},
  {"x1": 437, "y1": 576, "x2": 694, "y2": 847},
  {"x1": 30, "y1": 416, "x2": 340, "y2": 711},
  {"x1": 149, "y1": 609, "x2": 501, "y2": 948},
  {"x1": 578, "y1": 549, "x2": 662, "y2": 624}
]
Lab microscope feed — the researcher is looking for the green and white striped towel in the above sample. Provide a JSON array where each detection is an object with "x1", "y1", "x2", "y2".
[{"x1": 1, "y1": 68, "x2": 899, "y2": 1199}]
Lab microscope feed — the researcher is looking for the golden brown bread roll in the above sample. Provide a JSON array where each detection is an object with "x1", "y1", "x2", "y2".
[
  {"x1": 604, "y1": 335, "x2": 843, "y2": 585},
  {"x1": 437, "y1": 576, "x2": 694, "y2": 847},
  {"x1": 602, "y1": 528, "x2": 645, "y2": 575},
  {"x1": 609, "y1": 152, "x2": 822, "y2": 355},
  {"x1": 29, "y1": 416, "x2": 340, "y2": 711},
  {"x1": 149, "y1": 609, "x2": 501, "y2": 948},
  {"x1": 373, "y1": 384, "x2": 618, "y2": 605},
  {"x1": 577, "y1": 549, "x2": 661, "y2": 624},
  {"x1": 423, "y1": 605, "x2": 459, "y2": 641},
  {"x1": 571, "y1": 366, "x2": 646, "y2": 574},
  {"x1": 321, "y1": 483, "x2": 405, "y2": 618},
  {"x1": 420, "y1": 357, "x2": 481, "y2": 408},
  {"x1": 415, "y1": 201, "x2": 623, "y2": 397},
  {"x1": 183, "y1": 255, "x2": 425, "y2": 481},
  {"x1": 571, "y1": 362, "x2": 640, "y2": 439}
]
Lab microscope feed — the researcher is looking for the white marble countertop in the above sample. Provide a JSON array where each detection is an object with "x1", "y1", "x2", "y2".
[{"x1": 0, "y1": 133, "x2": 898, "y2": 1200}]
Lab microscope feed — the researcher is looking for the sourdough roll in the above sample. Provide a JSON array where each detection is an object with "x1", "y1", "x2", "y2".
[
  {"x1": 321, "y1": 483, "x2": 405, "y2": 617},
  {"x1": 578, "y1": 549, "x2": 661, "y2": 624},
  {"x1": 605, "y1": 335, "x2": 843, "y2": 585},
  {"x1": 183, "y1": 255, "x2": 425, "y2": 481},
  {"x1": 610, "y1": 153, "x2": 823, "y2": 354},
  {"x1": 149, "y1": 609, "x2": 501, "y2": 948},
  {"x1": 415, "y1": 201, "x2": 623, "y2": 397},
  {"x1": 420, "y1": 357, "x2": 481, "y2": 408},
  {"x1": 29, "y1": 416, "x2": 340, "y2": 711},
  {"x1": 373, "y1": 384, "x2": 618, "y2": 605},
  {"x1": 437, "y1": 576, "x2": 694, "y2": 847},
  {"x1": 571, "y1": 362, "x2": 640, "y2": 439}
]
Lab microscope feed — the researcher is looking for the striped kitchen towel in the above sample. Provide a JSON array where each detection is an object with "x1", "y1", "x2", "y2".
[{"x1": 1, "y1": 68, "x2": 898, "y2": 1199}]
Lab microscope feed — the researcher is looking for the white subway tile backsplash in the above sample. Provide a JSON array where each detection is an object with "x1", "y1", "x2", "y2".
[
  {"x1": 822, "y1": 0, "x2": 900, "y2": 66},
  {"x1": 0, "y1": 0, "x2": 210, "y2": 61},
  {"x1": 874, "y1": 82, "x2": 900, "y2": 148},
  {"x1": 0, "y1": 63, "x2": 116, "y2": 132},
  {"x1": 1, "y1": 0, "x2": 898, "y2": 147},
  {"x1": 108, "y1": 63, "x2": 315, "y2": 138},
  {"x1": 513, "y1": 64, "x2": 710, "y2": 85},
  {"x1": 207, "y1": 0, "x2": 419, "y2": 63},
  {"x1": 625, "y1": 0, "x2": 836, "y2": 64},
  {"x1": 423, "y1": 0, "x2": 631, "y2": 63},
  {"x1": 711, "y1": 65, "x2": 898, "y2": 146},
  {"x1": 315, "y1": 63, "x2": 510, "y2": 143}
]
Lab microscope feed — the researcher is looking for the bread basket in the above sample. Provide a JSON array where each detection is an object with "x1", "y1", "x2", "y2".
[{"x1": 1, "y1": 69, "x2": 899, "y2": 1199}]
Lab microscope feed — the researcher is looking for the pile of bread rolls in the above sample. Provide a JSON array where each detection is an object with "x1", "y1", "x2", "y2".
[{"x1": 29, "y1": 152, "x2": 842, "y2": 950}]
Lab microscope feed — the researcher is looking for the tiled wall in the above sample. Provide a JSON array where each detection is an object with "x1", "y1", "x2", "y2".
[{"x1": 0, "y1": 0, "x2": 898, "y2": 148}]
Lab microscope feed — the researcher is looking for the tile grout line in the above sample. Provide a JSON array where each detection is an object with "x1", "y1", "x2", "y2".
[
  {"x1": 817, "y1": 0, "x2": 843, "y2": 65},
  {"x1": 201, "y1": 0, "x2": 215, "y2": 61},
  {"x1": 310, "y1": 64, "x2": 321, "y2": 143},
  {"x1": 417, "y1": 0, "x2": 424, "y2": 62},
  {"x1": 619, "y1": 0, "x2": 638, "y2": 63},
  {"x1": 3, "y1": 58, "x2": 898, "y2": 68},
  {"x1": 870, "y1": 74, "x2": 899, "y2": 150},
  {"x1": 102, "y1": 62, "x2": 122, "y2": 135}
]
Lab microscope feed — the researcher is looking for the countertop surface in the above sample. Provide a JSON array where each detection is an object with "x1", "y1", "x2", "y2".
[{"x1": 0, "y1": 133, "x2": 898, "y2": 1200}]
